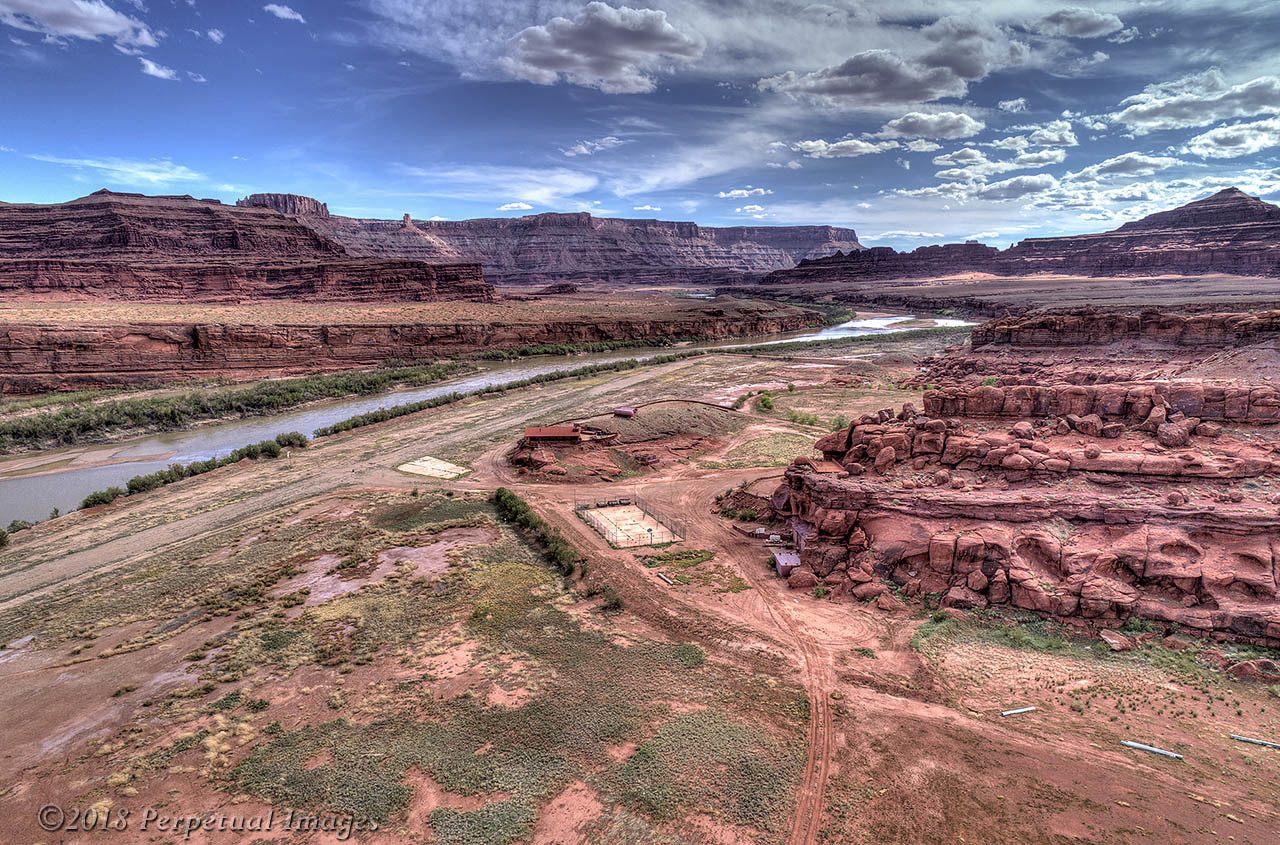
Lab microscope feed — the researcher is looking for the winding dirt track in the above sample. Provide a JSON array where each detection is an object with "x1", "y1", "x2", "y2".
[{"x1": 466, "y1": 440, "x2": 843, "y2": 844}]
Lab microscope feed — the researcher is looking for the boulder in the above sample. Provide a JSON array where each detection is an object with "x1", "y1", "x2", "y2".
[
  {"x1": 942, "y1": 584, "x2": 988, "y2": 609},
  {"x1": 876, "y1": 592, "x2": 907, "y2": 612},
  {"x1": 1195, "y1": 422, "x2": 1222, "y2": 438},
  {"x1": 1225, "y1": 659, "x2": 1280, "y2": 682},
  {"x1": 787, "y1": 569, "x2": 819, "y2": 590},
  {"x1": 1075, "y1": 414, "x2": 1104, "y2": 437},
  {"x1": 873, "y1": 446, "x2": 897, "y2": 474},
  {"x1": 1099, "y1": 629, "x2": 1133, "y2": 652},
  {"x1": 1157, "y1": 417, "x2": 1198, "y2": 448},
  {"x1": 852, "y1": 582, "x2": 888, "y2": 600}
]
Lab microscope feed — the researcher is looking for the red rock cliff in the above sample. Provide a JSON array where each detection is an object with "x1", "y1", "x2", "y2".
[
  {"x1": 0, "y1": 190, "x2": 491, "y2": 302},
  {"x1": 281, "y1": 198, "x2": 864, "y2": 284},
  {"x1": 764, "y1": 188, "x2": 1280, "y2": 285}
]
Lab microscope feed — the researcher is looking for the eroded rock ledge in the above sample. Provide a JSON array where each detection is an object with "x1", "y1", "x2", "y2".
[{"x1": 772, "y1": 388, "x2": 1280, "y2": 648}]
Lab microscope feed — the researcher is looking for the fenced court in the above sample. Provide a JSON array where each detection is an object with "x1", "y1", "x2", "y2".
[{"x1": 578, "y1": 495, "x2": 687, "y2": 547}]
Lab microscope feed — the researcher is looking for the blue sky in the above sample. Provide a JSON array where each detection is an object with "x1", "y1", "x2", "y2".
[{"x1": 2, "y1": 1, "x2": 1279, "y2": 247}]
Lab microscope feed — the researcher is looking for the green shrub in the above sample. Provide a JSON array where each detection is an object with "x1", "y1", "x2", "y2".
[
  {"x1": 601, "y1": 586, "x2": 624, "y2": 613},
  {"x1": 981, "y1": 376, "x2": 998, "y2": 386},
  {"x1": 80, "y1": 434, "x2": 306, "y2": 511},
  {"x1": 80, "y1": 486, "x2": 124, "y2": 508},
  {"x1": 672, "y1": 643, "x2": 706, "y2": 667},
  {"x1": 757, "y1": 393, "x2": 775, "y2": 411},
  {"x1": 493, "y1": 488, "x2": 581, "y2": 577},
  {"x1": 0, "y1": 529, "x2": 7, "y2": 548},
  {"x1": 210, "y1": 690, "x2": 243, "y2": 711},
  {"x1": 785, "y1": 409, "x2": 821, "y2": 426}
]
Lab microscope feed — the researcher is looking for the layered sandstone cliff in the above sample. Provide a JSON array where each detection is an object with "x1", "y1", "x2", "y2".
[
  {"x1": 971, "y1": 308, "x2": 1280, "y2": 348},
  {"x1": 0, "y1": 190, "x2": 491, "y2": 302},
  {"x1": 236, "y1": 193, "x2": 330, "y2": 217},
  {"x1": 764, "y1": 188, "x2": 1280, "y2": 285},
  {"x1": 244, "y1": 194, "x2": 864, "y2": 285},
  {"x1": 0, "y1": 298, "x2": 819, "y2": 392}
]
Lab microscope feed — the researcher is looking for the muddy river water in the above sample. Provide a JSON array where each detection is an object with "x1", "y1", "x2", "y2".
[{"x1": 0, "y1": 314, "x2": 971, "y2": 524}]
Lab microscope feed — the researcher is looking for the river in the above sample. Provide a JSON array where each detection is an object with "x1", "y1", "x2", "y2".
[{"x1": 0, "y1": 314, "x2": 971, "y2": 525}]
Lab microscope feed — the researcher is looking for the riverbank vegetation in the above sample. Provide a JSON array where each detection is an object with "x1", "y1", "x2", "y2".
[
  {"x1": 0, "y1": 362, "x2": 471, "y2": 452},
  {"x1": 78, "y1": 432, "x2": 307, "y2": 511}
]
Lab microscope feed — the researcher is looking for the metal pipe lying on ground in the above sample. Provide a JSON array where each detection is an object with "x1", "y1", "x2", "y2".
[
  {"x1": 1001, "y1": 706, "x2": 1037, "y2": 717},
  {"x1": 1231, "y1": 734, "x2": 1280, "y2": 750},
  {"x1": 655, "y1": 572, "x2": 675, "y2": 586},
  {"x1": 1121, "y1": 741, "x2": 1182, "y2": 760}
]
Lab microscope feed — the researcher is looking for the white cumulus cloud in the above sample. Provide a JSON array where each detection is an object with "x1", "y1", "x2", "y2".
[
  {"x1": 500, "y1": 2, "x2": 704, "y2": 94},
  {"x1": 138, "y1": 57, "x2": 178, "y2": 80},
  {"x1": 263, "y1": 4, "x2": 305, "y2": 24},
  {"x1": 1183, "y1": 118, "x2": 1280, "y2": 158},
  {"x1": 1113, "y1": 70, "x2": 1280, "y2": 133},
  {"x1": 791, "y1": 138, "x2": 899, "y2": 159},
  {"x1": 0, "y1": 0, "x2": 157, "y2": 50},
  {"x1": 1037, "y1": 7, "x2": 1124, "y2": 39},
  {"x1": 873, "y1": 111, "x2": 984, "y2": 140}
]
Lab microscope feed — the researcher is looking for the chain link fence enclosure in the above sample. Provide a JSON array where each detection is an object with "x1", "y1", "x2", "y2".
[{"x1": 577, "y1": 497, "x2": 686, "y2": 547}]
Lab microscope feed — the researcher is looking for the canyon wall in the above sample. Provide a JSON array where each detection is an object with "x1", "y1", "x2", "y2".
[
  {"x1": 763, "y1": 188, "x2": 1280, "y2": 285},
  {"x1": 245, "y1": 194, "x2": 864, "y2": 285},
  {"x1": 971, "y1": 308, "x2": 1280, "y2": 348},
  {"x1": 0, "y1": 302, "x2": 819, "y2": 392},
  {"x1": 0, "y1": 190, "x2": 491, "y2": 302},
  {"x1": 0, "y1": 258, "x2": 491, "y2": 303}
]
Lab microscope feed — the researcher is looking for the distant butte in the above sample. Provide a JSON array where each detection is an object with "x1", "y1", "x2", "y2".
[{"x1": 764, "y1": 187, "x2": 1280, "y2": 284}]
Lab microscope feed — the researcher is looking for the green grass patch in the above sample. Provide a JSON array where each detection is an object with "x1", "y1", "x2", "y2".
[
  {"x1": 637, "y1": 549, "x2": 714, "y2": 569},
  {"x1": 612, "y1": 710, "x2": 801, "y2": 830}
]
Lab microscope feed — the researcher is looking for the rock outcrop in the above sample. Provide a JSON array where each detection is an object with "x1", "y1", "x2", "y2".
[
  {"x1": 764, "y1": 188, "x2": 1280, "y2": 285},
  {"x1": 774, "y1": 307, "x2": 1280, "y2": 648},
  {"x1": 236, "y1": 193, "x2": 330, "y2": 217},
  {"x1": 0, "y1": 190, "x2": 490, "y2": 302},
  {"x1": 261, "y1": 195, "x2": 864, "y2": 285}
]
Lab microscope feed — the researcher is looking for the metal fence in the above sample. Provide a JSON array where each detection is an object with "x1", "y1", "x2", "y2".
[{"x1": 633, "y1": 494, "x2": 688, "y2": 541}]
